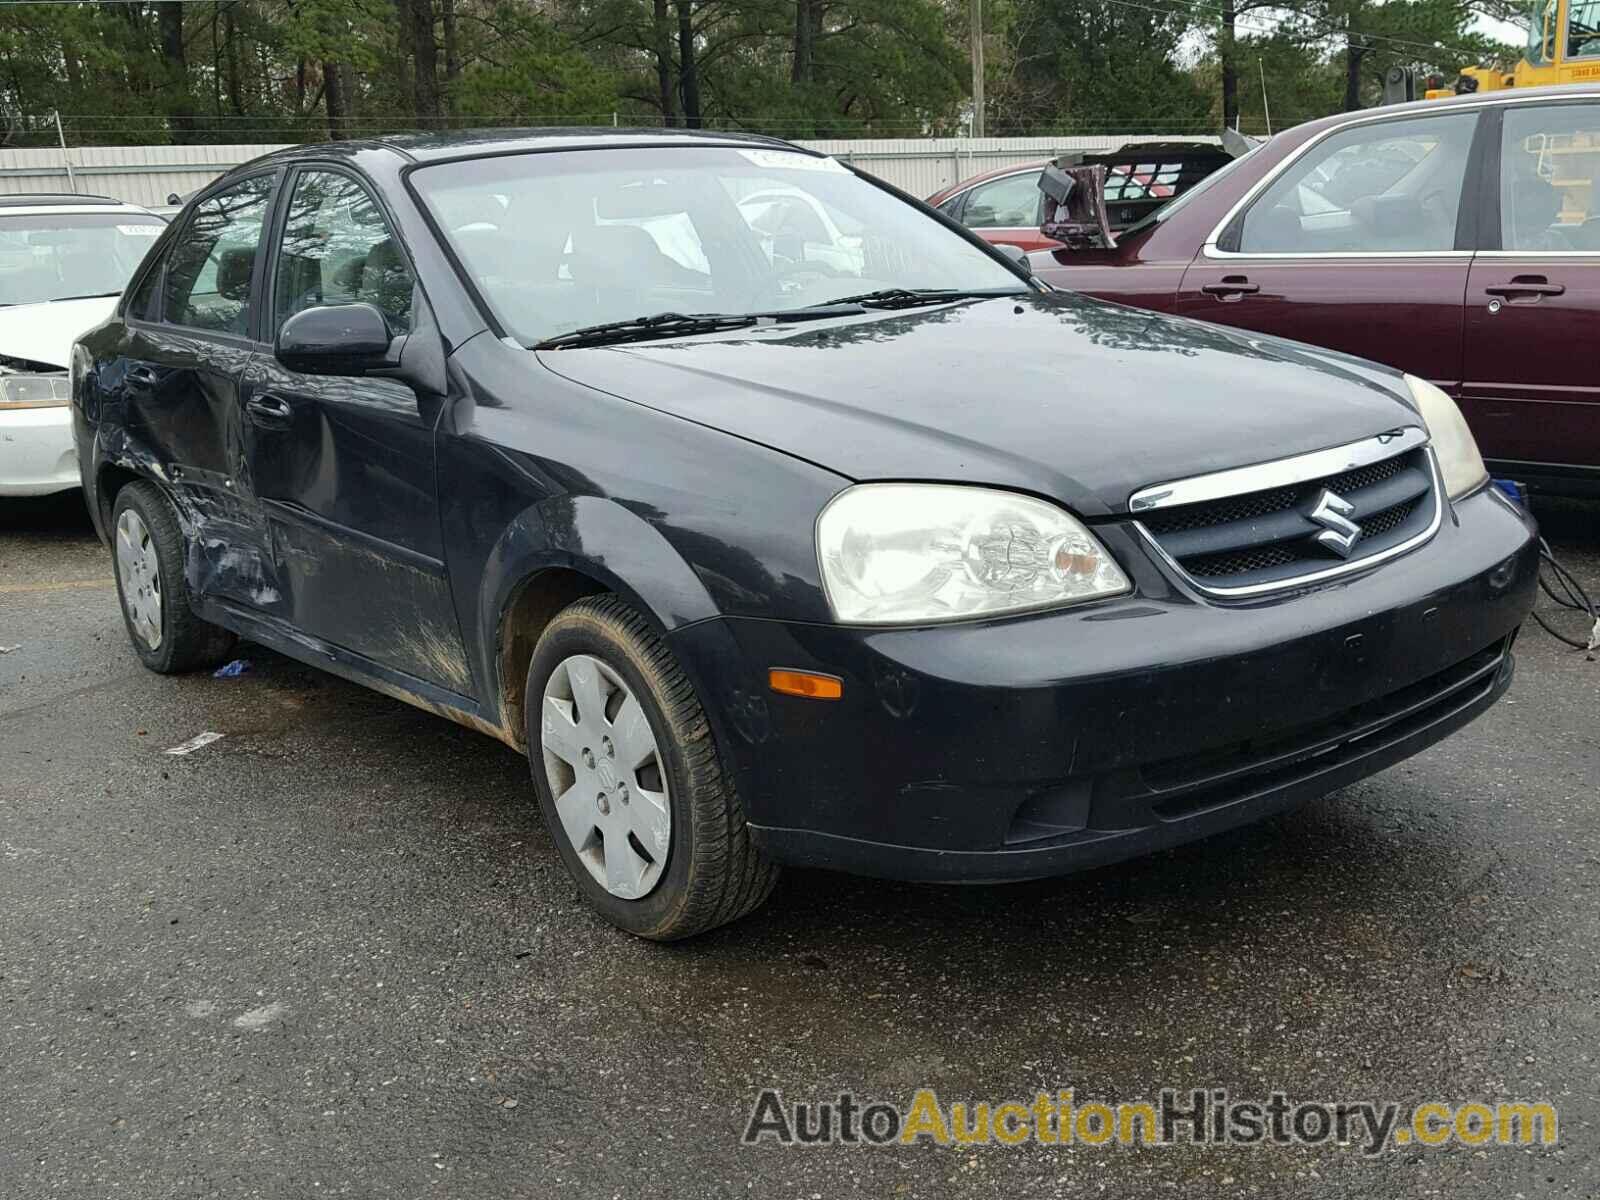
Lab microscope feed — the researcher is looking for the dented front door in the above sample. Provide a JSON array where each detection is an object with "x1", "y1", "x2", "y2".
[
  {"x1": 239, "y1": 353, "x2": 470, "y2": 696},
  {"x1": 239, "y1": 165, "x2": 472, "y2": 696}
]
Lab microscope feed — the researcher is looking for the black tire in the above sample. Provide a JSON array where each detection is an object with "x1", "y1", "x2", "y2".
[
  {"x1": 110, "y1": 481, "x2": 236, "y2": 675},
  {"x1": 523, "y1": 594, "x2": 778, "y2": 940}
]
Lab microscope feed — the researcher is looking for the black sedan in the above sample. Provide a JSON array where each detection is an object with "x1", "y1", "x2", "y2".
[{"x1": 71, "y1": 129, "x2": 1538, "y2": 939}]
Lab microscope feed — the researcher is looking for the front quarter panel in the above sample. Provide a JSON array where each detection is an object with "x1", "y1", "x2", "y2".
[{"x1": 437, "y1": 335, "x2": 847, "y2": 721}]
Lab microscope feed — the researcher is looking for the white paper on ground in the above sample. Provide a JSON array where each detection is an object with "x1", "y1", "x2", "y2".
[{"x1": 164, "y1": 731, "x2": 225, "y2": 756}]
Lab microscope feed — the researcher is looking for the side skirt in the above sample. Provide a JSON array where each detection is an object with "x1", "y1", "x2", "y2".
[{"x1": 197, "y1": 597, "x2": 520, "y2": 751}]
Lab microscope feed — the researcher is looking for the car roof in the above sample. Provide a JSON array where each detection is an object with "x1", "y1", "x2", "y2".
[
  {"x1": 927, "y1": 160, "x2": 1048, "y2": 203},
  {"x1": 236, "y1": 126, "x2": 807, "y2": 175},
  {"x1": 931, "y1": 85, "x2": 1600, "y2": 203},
  {"x1": 0, "y1": 193, "x2": 160, "y2": 217},
  {"x1": 1286, "y1": 81, "x2": 1600, "y2": 139}
]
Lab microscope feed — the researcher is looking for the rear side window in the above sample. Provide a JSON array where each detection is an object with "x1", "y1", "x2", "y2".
[
  {"x1": 1234, "y1": 113, "x2": 1476, "y2": 255},
  {"x1": 274, "y1": 169, "x2": 415, "y2": 335},
  {"x1": 1498, "y1": 102, "x2": 1600, "y2": 251},
  {"x1": 161, "y1": 174, "x2": 273, "y2": 334}
]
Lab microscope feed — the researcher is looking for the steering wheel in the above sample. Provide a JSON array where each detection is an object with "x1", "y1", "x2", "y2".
[{"x1": 767, "y1": 258, "x2": 846, "y2": 303}]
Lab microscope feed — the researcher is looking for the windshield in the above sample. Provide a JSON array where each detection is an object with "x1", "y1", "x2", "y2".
[
  {"x1": 410, "y1": 145, "x2": 1026, "y2": 346},
  {"x1": 1118, "y1": 145, "x2": 1261, "y2": 238},
  {"x1": 0, "y1": 212, "x2": 164, "y2": 306}
]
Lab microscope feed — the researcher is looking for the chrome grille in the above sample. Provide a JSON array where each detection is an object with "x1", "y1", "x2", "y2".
[
  {"x1": 1181, "y1": 543, "x2": 1299, "y2": 580},
  {"x1": 1354, "y1": 497, "x2": 1419, "y2": 541},
  {"x1": 1141, "y1": 453, "x2": 1410, "y2": 538},
  {"x1": 1131, "y1": 430, "x2": 1440, "y2": 597}
]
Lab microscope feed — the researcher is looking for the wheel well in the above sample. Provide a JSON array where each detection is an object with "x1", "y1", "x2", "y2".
[
  {"x1": 96, "y1": 464, "x2": 143, "y2": 530},
  {"x1": 498, "y1": 568, "x2": 608, "y2": 749}
]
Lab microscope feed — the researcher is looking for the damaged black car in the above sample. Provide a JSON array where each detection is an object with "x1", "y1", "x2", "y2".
[{"x1": 72, "y1": 130, "x2": 1538, "y2": 939}]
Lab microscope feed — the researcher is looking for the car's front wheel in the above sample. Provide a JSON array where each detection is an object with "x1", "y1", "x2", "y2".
[
  {"x1": 110, "y1": 481, "x2": 236, "y2": 674},
  {"x1": 524, "y1": 594, "x2": 778, "y2": 940}
]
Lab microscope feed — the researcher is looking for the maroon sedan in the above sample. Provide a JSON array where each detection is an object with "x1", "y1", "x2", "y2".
[{"x1": 1028, "y1": 84, "x2": 1600, "y2": 496}]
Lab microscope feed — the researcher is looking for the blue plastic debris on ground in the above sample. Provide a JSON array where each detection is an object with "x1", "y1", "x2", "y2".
[{"x1": 1493, "y1": 478, "x2": 1527, "y2": 506}]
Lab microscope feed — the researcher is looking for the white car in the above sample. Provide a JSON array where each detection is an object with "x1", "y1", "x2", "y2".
[{"x1": 0, "y1": 193, "x2": 165, "y2": 496}]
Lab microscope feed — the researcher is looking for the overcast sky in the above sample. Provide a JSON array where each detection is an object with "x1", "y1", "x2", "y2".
[
  {"x1": 1176, "y1": 6, "x2": 1524, "y2": 64},
  {"x1": 1472, "y1": 11, "x2": 1526, "y2": 47}
]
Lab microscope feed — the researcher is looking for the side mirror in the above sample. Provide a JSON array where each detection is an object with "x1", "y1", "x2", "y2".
[
  {"x1": 166, "y1": 192, "x2": 181, "y2": 206},
  {"x1": 276, "y1": 303, "x2": 397, "y2": 376},
  {"x1": 995, "y1": 242, "x2": 1033, "y2": 277}
]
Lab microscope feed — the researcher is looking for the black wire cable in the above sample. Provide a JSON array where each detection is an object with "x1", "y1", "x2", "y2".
[{"x1": 1530, "y1": 535, "x2": 1598, "y2": 656}]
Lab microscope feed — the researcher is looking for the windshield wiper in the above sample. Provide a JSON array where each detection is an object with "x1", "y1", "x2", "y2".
[
  {"x1": 819, "y1": 287, "x2": 1025, "y2": 310},
  {"x1": 50, "y1": 291, "x2": 121, "y2": 303},
  {"x1": 532, "y1": 305, "x2": 865, "y2": 351}
]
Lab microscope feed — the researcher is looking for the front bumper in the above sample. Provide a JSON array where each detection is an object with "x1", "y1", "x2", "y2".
[
  {"x1": 0, "y1": 405, "x2": 79, "y2": 496},
  {"x1": 669, "y1": 486, "x2": 1539, "y2": 882}
]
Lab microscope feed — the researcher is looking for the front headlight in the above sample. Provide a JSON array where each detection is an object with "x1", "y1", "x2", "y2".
[
  {"x1": 816, "y1": 483, "x2": 1130, "y2": 624},
  {"x1": 1404, "y1": 374, "x2": 1487, "y2": 500},
  {"x1": 0, "y1": 373, "x2": 70, "y2": 410}
]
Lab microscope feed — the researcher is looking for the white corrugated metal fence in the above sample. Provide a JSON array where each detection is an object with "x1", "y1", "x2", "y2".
[
  {"x1": 0, "y1": 144, "x2": 292, "y2": 208},
  {"x1": 802, "y1": 136, "x2": 1218, "y2": 198},
  {"x1": 0, "y1": 135, "x2": 1215, "y2": 207}
]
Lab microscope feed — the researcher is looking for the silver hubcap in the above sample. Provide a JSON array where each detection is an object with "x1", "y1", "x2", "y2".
[
  {"x1": 115, "y1": 509, "x2": 162, "y2": 650},
  {"x1": 540, "y1": 654, "x2": 670, "y2": 900}
]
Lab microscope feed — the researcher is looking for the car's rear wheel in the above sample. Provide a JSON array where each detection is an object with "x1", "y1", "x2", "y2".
[
  {"x1": 524, "y1": 594, "x2": 778, "y2": 940},
  {"x1": 111, "y1": 481, "x2": 236, "y2": 674}
]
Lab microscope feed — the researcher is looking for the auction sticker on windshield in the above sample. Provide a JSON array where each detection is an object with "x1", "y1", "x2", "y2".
[{"x1": 737, "y1": 148, "x2": 848, "y2": 173}]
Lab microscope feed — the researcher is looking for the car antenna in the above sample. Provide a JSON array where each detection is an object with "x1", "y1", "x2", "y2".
[{"x1": 1259, "y1": 59, "x2": 1272, "y2": 137}]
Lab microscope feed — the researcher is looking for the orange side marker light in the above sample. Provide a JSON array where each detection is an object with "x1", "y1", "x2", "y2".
[{"x1": 768, "y1": 668, "x2": 843, "y2": 701}]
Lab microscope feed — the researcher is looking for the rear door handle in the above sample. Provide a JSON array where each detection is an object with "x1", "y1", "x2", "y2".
[
  {"x1": 1485, "y1": 276, "x2": 1565, "y2": 299},
  {"x1": 245, "y1": 393, "x2": 294, "y2": 430},
  {"x1": 1201, "y1": 275, "x2": 1260, "y2": 299}
]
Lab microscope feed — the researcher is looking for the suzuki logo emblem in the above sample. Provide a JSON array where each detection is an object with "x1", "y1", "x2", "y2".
[{"x1": 1308, "y1": 489, "x2": 1362, "y2": 558}]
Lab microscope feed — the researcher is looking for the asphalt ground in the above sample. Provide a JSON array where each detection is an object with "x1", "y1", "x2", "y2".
[{"x1": 1, "y1": 490, "x2": 1597, "y2": 1199}]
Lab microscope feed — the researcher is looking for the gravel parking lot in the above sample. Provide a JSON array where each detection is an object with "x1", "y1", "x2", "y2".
[{"x1": 2, "y1": 492, "x2": 1596, "y2": 1199}]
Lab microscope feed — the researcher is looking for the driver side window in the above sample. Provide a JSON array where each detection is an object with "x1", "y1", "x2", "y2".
[
  {"x1": 273, "y1": 169, "x2": 415, "y2": 336},
  {"x1": 1234, "y1": 113, "x2": 1476, "y2": 255}
]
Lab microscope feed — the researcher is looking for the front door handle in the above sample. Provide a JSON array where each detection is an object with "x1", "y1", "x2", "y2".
[
  {"x1": 1485, "y1": 276, "x2": 1565, "y2": 300},
  {"x1": 245, "y1": 393, "x2": 294, "y2": 430},
  {"x1": 1201, "y1": 275, "x2": 1260, "y2": 300}
]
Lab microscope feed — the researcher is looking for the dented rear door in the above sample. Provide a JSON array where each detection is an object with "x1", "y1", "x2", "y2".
[{"x1": 117, "y1": 172, "x2": 282, "y2": 615}]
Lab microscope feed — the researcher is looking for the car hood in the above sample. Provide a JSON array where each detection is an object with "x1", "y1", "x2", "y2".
[
  {"x1": 0, "y1": 296, "x2": 118, "y2": 370},
  {"x1": 537, "y1": 293, "x2": 1420, "y2": 516}
]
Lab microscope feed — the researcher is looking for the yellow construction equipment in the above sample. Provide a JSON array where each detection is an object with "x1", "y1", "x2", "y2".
[{"x1": 1424, "y1": 0, "x2": 1600, "y2": 96}]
